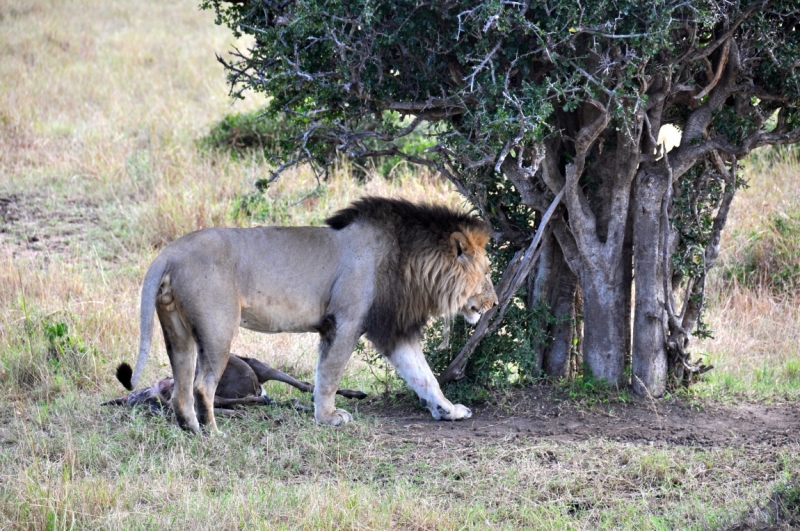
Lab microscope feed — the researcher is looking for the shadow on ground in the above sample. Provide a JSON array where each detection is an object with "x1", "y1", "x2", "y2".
[{"x1": 358, "y1": 386, "x2": 800, "y2": 449}]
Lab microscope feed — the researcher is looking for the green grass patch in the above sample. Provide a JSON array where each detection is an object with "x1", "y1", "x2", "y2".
[{"x1": 686, "y1": 349, "x2": 800, "y2": 402}]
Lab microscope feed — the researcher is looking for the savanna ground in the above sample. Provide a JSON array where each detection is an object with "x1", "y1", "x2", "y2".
[{"x1": 1, "y1": 0, "x2": 799, "y2": 529}]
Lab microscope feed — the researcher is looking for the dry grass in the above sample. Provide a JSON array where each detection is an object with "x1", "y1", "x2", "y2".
[
  {"x1": 695, "y1": 149, "x2": 800, "y2": 398},
  {"x1": 1, "y1": 393, "x2": 796, "y2": 530},
  {"x1": 0, "y1": 0, "x2": 460, "y2": 389},
  {"x1": 0, "y1": 0, "x2": 798, "y2": 529}
]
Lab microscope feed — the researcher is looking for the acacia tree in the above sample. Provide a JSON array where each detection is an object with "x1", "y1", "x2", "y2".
[{"x1": 204, "y1": 0, "x2": 800, "y2": 396}]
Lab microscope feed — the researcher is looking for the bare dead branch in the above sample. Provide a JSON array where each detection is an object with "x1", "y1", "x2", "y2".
[
  {"x1": 438, "y1": 187, "x2": 565, "y2": 383},
  {"x1": 465, "y1": 41, "x2": 503, "y2": 92}
]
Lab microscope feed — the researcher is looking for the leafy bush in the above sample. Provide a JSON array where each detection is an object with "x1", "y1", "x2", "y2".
[
  {"x1": 367, "y1": 113, "x2": 438, "y2": 178},
  {"x1": 201, "y1": 109, "x2": 436, "y2": 179},
  {"x1": 198, "y1": 109, "x2": 287, "y2": 160},
  {"x1": 725, "y1": 209, "x2": 800, "y2": 296},
  {"x1": 421, "y1": 299, "x2": 556, "y2": 404}
]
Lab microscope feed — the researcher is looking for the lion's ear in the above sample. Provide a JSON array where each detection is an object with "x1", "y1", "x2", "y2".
[{"x1": 450, "y1": 231, "x2": 469, "y2": 259}]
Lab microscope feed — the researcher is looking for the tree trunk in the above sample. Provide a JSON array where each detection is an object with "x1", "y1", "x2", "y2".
[
  {"x1": 631, "y1": 168, "x2": 670, "y2": 397},
  {"x1": 580, "y1": 276, "x2": 628, "y2": 386},
  {"x1": 622, "y1": 182, "x2": 635, "y2": 371},
  {"x1": 530, "y1": 232, "x2": 558, "y2": 374},
  {"x1": 571, "y1": 285, "x2": 584, "y2": 377},
  {"x1": 545, "y1": 262, "x2": 578, "y2": 380},
  {"x1": 529, "y1": 232, "x2": 578, "y2": 380}
]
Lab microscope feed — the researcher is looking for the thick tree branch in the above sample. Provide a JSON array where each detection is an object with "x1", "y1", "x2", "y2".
[
  {"x1": 439, "y1": 187, "x2": 564, "y2": 383},
  {"x1": 672, "y1": 40, "x2": 741, "y2": 177},
  {"x1": 561, "y1": 108, "x2": 609, "y2": 263},
  {"x1": 693, "y1": 38, "x2": 730, "y2": 101},
  {"x1": 501, "y1": 154, "x2": 553, "y2": 213},
  {"x1": 551, "y1": 218, "x2": 583, "y2": 277},
  {"x1": 604, "y1": 122, "x2": 644, "y2": 264},
  {"x1": 541, "y1": 140, "x2": 566, "y2": 195},
  {"x1": 660, "y1": 153, "x2": 683, "y2": 336}
]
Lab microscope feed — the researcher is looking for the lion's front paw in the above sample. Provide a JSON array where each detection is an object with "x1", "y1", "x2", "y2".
[
  {"x1": 315, "y1": 408, "x2": 354, "y2": 426},
  {"x1": 452, "y1": 404, "x2": 472, "y2": 420},
  {"x1": 434, "y1": 403, "x2": 472, "y2": 421}
]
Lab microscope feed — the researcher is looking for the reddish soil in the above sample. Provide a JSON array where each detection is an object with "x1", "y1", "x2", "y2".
[{"x1": 359, "y1": 387, "x2": 800, "y2": 449}]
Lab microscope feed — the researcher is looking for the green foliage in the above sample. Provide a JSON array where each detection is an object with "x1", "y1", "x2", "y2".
[
  {"x1": 711, "y1": 106, "x2": 757, "y2": 146},
  {"x1": 671, "y1": 166, "x2": 723, "y2": 277},
  {"x1": 202, "y1": 0, "x2": 800, "y2": 172},
  {"x1": 773, "y1": 478, "x2": 800, "y2": 521},
  {"x1": 198, "y1": 109, "x2": 286, "y2": 160},
  {"x1": 370, "y1": 114, "x2": 438, "y2": 178},
  {"x1": 668, "y1": 161, "x2": 746, "y2": 339},
  {"x1": 1, "y1": 306, "x2": 97, "y2": 395},
  {"x1": 201, "y1": 108, "x2": 436, "y2": 179},
  {"x1": 43, "y1": 320, "x2": 87, "y2": 372},
  {"x1": 421, "y1": 298, "x2": 556, "y2": 403},
  {"x1": 725, "y1": 208, "x2": 800, "y2": 295}
]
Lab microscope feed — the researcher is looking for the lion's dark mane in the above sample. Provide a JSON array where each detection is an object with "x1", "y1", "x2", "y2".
[{"x1": 326, "y1": 197, "x2": 489, "y2": 354}]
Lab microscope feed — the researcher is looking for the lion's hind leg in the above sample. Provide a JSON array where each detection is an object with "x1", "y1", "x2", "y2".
[
  {"x1": 156, "y1": 304, "x2": 200, "y2": 433},
  {"x1": 194, "y1": 353, "x2": 231, "y2": 434},
  {"x1": 192, "y1": 326, "x2": 237, "y2": 435}
]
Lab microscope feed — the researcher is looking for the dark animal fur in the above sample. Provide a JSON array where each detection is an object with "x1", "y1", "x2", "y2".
[
  {"x1": 314, "y1": 314, "x2": 337, "y2": 359},
  {"x1": 116, "y1": 362, "x2": 134, "y2": 391},
  {"x1": 326, "y1": 197, "x2": 490, "y2": 354}
]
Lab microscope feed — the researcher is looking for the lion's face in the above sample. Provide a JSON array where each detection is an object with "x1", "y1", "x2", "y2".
[
  {"x1": 459, "y1": 271, "x2": 498, "y2": 324},
  {"x1": 450, "y1": 232, "x2": 497, "y2": 324},
  {"x1": 400, "y1": 220, "x2": 497, "y2": 327}
]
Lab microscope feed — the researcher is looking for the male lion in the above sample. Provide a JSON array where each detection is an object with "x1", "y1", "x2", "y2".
[{"x1": 117, "y1": 197, "x2": 497, "y2": 433}]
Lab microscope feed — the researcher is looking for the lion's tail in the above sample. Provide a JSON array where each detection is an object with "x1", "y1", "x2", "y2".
[{"x1": 117, "y1": 256, "x2": 168, "y2": 391}]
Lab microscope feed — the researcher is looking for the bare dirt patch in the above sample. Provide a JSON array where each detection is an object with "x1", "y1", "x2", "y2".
[
  {"x1": 0, "y1": 192, "x2": 103, "y2": 260},
  {"x1": 359, "y1": 387, "x2": 800, "y2": 449}
]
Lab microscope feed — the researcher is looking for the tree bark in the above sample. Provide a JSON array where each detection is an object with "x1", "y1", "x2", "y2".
[
  {"x1": 632, "y1": 167, "x2": 671, "y2": 397},
  {"x1": 580, "y1": 276, "x2": 628, "y2": 385},
  {"x1": 622, "y1": 183, "x2": 635, "y2": 371},
  {"x1": 530, "y1": 232, "x2": 558, "y2": 374},
  {"x1": 529, "y1": 233, "x2": 578, "y2": 380},
  {"x1": 544, "y1": 259, "x2": 578, "y2": 380}
]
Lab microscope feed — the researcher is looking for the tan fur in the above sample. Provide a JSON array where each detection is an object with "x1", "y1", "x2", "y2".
[
  {"x1": 401, "y1": 226, "x2": 493, "y2": 326},
  {"x1": 122, "y1": 197, "x2": 497, "y2": 433}
]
